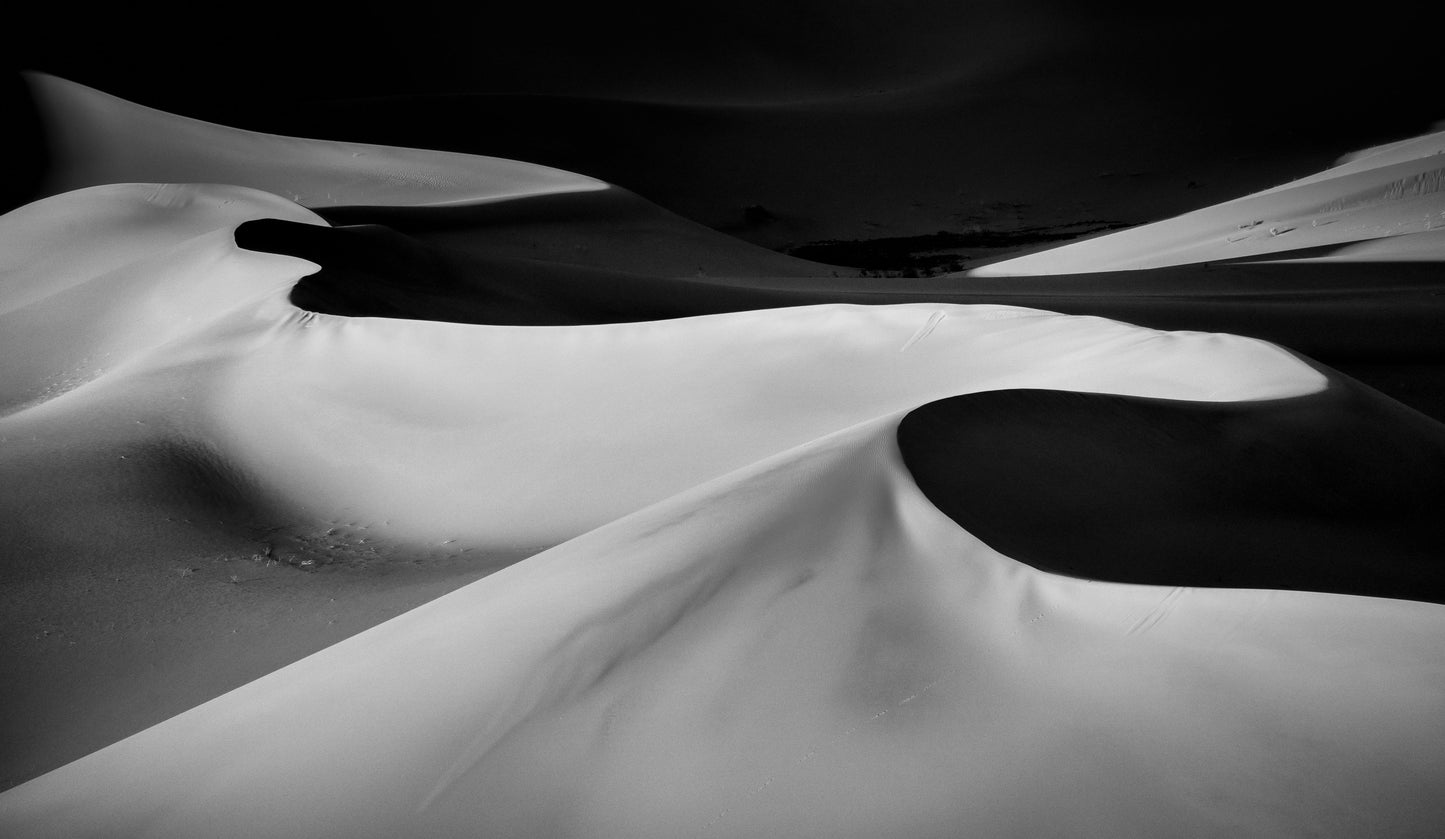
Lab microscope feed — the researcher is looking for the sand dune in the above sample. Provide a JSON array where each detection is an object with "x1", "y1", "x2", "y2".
[
  {"x1": 5, "y1": 413, "x2": 1443, "y2": 838},
  {"x1": 0, "y1": 177, "x2": 1328, "y2": 793},
  {"x1": 234, "y1": 206, "x2": 1445, "y2": 423},
  {"x1": 901, "y1": 373, "x2": 1445, "y2": 602},
  {"x1": 3, "y1": 68, "x2": 1444, "y2": 838}
]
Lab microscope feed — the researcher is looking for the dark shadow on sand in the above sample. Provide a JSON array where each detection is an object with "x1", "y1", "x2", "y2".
[{"x1": 897, "y1": 373, "x2": 1445, "y2": 604}]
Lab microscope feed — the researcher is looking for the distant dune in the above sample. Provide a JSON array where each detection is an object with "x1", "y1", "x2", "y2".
[
  {"x1": 2, "y1": 64, "x2": 1443, "y2": 839},
  {"x1": 972, "y1": 127, "x2": 1445, "y2": 273}
]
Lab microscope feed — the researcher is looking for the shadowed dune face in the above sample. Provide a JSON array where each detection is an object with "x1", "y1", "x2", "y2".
[
  {"x1": 899, "y1": 375, "x2": 1445, "y2": 603},
  {"x1": 239, "y1": 209, "x2": 1445, "y2": 421}
]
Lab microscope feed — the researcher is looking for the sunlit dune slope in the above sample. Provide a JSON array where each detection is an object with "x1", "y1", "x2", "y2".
[
  {"x1": 902, "y1": 375, "x2": 1445, "y2": 602},
  {"x1": 4, "y1": 412, "x2": 1442, "y2": 838}
]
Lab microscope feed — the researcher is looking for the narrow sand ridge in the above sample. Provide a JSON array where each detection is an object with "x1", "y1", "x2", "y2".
[
  {"x1": 4, "y1": 415, "x2": 1442, "y2": 838},
  {"x1": 900, "y1": 373, "x2": 1445, "y2": 603}
]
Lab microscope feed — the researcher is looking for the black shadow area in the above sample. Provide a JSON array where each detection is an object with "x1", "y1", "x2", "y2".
[
  {"x1": 235, "y1": 218, "x2": 828, "y2": 326},
  {"x1": 897, "y1": 375, "x2": 1445, "y2": 604}
]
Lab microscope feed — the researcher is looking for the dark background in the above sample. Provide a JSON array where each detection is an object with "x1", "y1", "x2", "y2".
[{"x1": 4, "y1": 2, "x2": 1440, "y2": 235}]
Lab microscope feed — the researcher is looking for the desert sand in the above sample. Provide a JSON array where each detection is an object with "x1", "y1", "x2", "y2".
[{"x1": 2, "y1": 51, "x2": 1443, "y2": 839}]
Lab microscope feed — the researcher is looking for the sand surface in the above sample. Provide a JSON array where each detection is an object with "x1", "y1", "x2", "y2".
[{"x1": 2, "y1": 69, "x2": 1443, "y2": 837}]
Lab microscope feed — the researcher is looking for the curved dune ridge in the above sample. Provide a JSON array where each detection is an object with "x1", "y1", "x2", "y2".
[
  {"x1": 0, "y1": 184, "x2": 324, "y2": 413},
  {"x1": 3, "y1": 73, "x2": 1445, "y2": 836}
]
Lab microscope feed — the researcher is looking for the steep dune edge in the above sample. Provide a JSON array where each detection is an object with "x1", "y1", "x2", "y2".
[{"x1": 3, "y1": 415, "x2": 1442, "y2": 838}]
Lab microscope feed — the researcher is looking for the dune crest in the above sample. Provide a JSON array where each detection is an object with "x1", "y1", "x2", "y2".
[{"x1": 0, "y1": 183, "x2": 321, "y2": 414}]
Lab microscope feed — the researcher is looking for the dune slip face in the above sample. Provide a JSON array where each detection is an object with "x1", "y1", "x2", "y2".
[{"x1": 898, "y1": 374, "x2": 1445, "y2": 603}]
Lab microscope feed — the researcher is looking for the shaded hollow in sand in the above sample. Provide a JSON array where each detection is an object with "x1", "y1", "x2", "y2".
[{"x1": 897, "y1": 373, "x2": 1445, "y2": 603}]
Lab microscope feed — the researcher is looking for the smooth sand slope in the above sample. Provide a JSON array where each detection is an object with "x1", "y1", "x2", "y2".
[
  {"x1": 3, "y1": 72, "x2": 1444, "y2": 836},
  {"x1": 5, "y1": 410, "x2": 1444, "y2": 838}
]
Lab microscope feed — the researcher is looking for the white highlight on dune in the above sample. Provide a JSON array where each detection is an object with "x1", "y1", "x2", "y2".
[
  {"x1": 23, "y1": 73, "x2": 608, "y2": 209},
  {"x1": 973, "y1": 128, "x2": 1445, "y2": 274}
]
